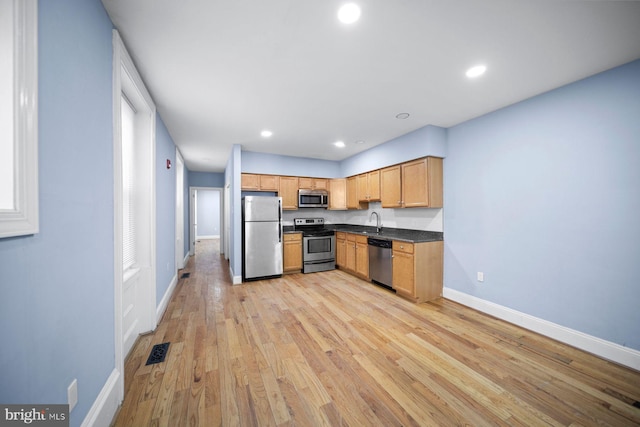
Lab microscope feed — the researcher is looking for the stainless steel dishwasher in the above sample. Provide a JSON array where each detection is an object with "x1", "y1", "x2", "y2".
[{"x1": 368, "y1": 238, "x2": 393, "y2": 288}]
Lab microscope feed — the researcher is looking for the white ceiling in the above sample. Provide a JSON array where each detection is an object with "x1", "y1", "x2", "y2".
[{"x1": 101, "y1": 0, "x2": 640, "y2": 173}]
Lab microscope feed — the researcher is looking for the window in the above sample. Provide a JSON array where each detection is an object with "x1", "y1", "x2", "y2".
[
  {"x1": 0, "y1": 0, "x2": 38, "y2": 238},
  {"x1": 121, "y1": 95, "x2": 137, "y2": 270}
]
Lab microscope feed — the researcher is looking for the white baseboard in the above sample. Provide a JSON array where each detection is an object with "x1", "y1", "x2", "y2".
[
  {"x1": 229, "y1": 265, "x2": 242, "y2": 285},
  {"x1": 81, "y1": 369, "x2": 120, "y2": 427},
  {"x1": 183, "y1": 252, "x2": 190, "y2": 267},
  {"x1": 196, "y1": 235, "x2": 220, "y2": 240},
  {"x1": 443, "y1": 288, "x2": 640, "y2": 371},
  {"x1": 157, "y1": 273, "x2": 178, "y2": 324}
]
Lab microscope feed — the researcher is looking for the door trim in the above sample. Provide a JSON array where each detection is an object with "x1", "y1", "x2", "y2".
[
  {"x1": 189, "y1": 186, "x2": 224, "y2": 257},
  {"x1": 112, "y1": 29, "x2": 157, "y2": 404},
  {"x1": 175, "y1": 149, "x2": 185, "y2": 269}
]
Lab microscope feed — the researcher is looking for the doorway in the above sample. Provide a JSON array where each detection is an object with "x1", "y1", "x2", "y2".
[
  {"x1": 112, "y1": 30, "x2": 157, "y2": 403},
  {"x1": 189, "y1": 187, "x2": 223, "y2": 257}
]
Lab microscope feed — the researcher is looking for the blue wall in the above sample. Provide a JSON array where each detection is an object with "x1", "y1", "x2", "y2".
[
  {"x1": 188, "y1": 170, "x2": 225, "y2": 187},
  {"x1": 0, "y1": 3, "x2": 184, "y2": 426},
  {"x1": 240, "y1": 126, "x2": 446, "y2": 178},
  {"x1": 227, "y1": 145, "x2": 242, "y2": 280},
  {"x1": 242, "y1": 151, "x2": 341, "y2": 177},
  {"x1": 156, "y1": 115, "x2": 177, "y2": 306},
  {"x1": 444, "y1": 59, "x2": 640, "y2": 351},
  {"x1": 340, "y1": 125, "x2": 447, "y2": 176},
  {"x1": 196, "y1": 190, "x2": 220, "y2": 237},
  {"x1": 0, "y1": 1, "x2": 115, "y2": 425}
]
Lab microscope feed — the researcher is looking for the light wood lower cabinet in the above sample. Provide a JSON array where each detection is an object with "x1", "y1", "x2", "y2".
[
  {"x1": 392, "y1": 240, "x2": 443, "y2": 303},
  {"x1": 283, "y1": 233, "x2": 303, "y2": 273},
  {"x1": 337, "y1": 231, "x2": 443, "y2": 303},
  {"x1": 355, "y1": 236, "x2": 369, "y2": 279},
  {"x1": 337, "y1": 232, "x2": 369, "y2": 279},
  {"x1": 336, "y1": 232, "x2": 347, "y2": 267}
]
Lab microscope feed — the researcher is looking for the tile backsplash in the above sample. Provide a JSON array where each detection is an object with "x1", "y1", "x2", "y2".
[{"x1": 283, "y1": 202, "x2": 443, "y2": 232}]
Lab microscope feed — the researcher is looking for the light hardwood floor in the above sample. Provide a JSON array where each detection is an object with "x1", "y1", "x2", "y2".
[{"x1": 112, "y1": 239, "x2": 640, "y2": 426}]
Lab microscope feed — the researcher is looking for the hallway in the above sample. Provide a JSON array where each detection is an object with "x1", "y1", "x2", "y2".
[{"x1": 112, "y1": 241, "x2": 640, "y2": 426}]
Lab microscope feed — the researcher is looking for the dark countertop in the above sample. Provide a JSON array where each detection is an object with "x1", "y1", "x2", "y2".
[{"x1": 283, "y1": 224, "x2": 443, "y2": 243}]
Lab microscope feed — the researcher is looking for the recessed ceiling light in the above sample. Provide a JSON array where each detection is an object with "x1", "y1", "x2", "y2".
[
  {"x1": 354, "y1": 140, "x2": 365, "y2": 145},
  {"x1": 466, "y1": 65, "x2": 487, "y2": 78},
  {"x1": 334, "y1": 141, "x2": 346, "y2": 148},
  {"x1": 395, "y1": 113, "x2": 410, "y2": 119},
  {"x1": 338, "y1": 3, "x2": 361, "y2": 24},
  {"x1": 260, "y1": 129, "x2": 273, "y2": 138}
]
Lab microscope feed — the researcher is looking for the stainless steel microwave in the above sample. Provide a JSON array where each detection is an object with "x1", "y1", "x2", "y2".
[{"x1": 298, "y1": 189, "x2": 328, "y2": 208}]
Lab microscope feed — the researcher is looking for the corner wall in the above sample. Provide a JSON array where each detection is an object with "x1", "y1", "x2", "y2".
[
  {"x1": 444, "y1": 59, "x2": 640, "y2": 352},
  {"x1": 0, "y1": 1, "x2": 115, "y2": 425}
]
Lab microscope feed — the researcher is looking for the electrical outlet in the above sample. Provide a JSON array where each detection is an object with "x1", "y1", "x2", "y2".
[
  {"x1": 477, "y1": 272, "x2": 484, "y2": 282},
  {"x1": 68, "y1": 379, "x2": 78, "y2": 412}
]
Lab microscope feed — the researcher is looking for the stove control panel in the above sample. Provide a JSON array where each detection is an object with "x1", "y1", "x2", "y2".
[{"x1": 294, "y1": 218, "x2": 324, "y2": 226}]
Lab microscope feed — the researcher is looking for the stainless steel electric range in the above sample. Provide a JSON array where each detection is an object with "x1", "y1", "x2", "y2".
[{"x1": 294, "y1": 218, "x2": 336, "y2": 273}]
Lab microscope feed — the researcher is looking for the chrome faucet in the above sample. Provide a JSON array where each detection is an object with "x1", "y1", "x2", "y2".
[{"x1": 370, "y1": 211, "x2": 382, "y2": 233}]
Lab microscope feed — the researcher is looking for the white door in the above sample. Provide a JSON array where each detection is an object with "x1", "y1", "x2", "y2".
[{"x1": 113, "y1": 29, "x2": 157, "y2": 399}]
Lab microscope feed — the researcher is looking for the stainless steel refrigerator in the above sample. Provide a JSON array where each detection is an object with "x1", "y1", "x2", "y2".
[{"x1": 242, "y1": 196, "x2": 283, "y2": 281}]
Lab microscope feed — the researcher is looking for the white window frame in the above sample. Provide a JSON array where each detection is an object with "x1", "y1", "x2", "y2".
[{"x1": 0, "y1": 0, "x2": 39, "y2": 238}]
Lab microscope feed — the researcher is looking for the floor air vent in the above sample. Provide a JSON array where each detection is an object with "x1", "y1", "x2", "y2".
[
  {"x1": 146, "y1": 342, "x2": 170, "y2": 365},
  {"x1": 180, "y1": 272, "x2": 191, "y2": 279},
  {"x1": 633, "y1": 401, "x2": 640, "y2": 409}
]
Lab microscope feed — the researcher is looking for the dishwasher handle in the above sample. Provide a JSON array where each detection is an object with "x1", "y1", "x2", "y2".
[{"x1": 368, "y1": 237, "x2": 392, "y2": 248}]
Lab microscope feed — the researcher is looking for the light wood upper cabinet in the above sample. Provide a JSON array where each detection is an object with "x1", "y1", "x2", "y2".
[
  {"x1": 381, "y1": 157, "x2": 443, "y2": 208},
  {"x1": 241, "y1": 173, "x2": 260, "y2": 190},
  {"x1": 357, "y1": 170, "x2": 380, "y2": 202},
  {"x1": 402, "y1": 157, "x2": 443, "y2": 208},
  {"x1": 392, "y1": 240, "x2": 443, "y2": 303},
  {"x1": 299, "y1": 177, "x2": 328, "y2": 190},
  {"x1": 328, "y1": 178, "x2": 347, "y2": 210},
  {"x1": 380, "y1": 165, "x2": 402, "y2": 208},
  {"x1": 368, "y1": 170, "x2": 381, "y2": 201},
  {"x1": 241, "y1": 173, "x2": 279, "y2": 191},
  {"x1": 347, "y1": 176, "x2": 366, "y2": 210},
  {"x1": 401, "y1": 159, "x2": 426, "y2": 208},
  {"x1": 241, "y1": 156, "x2": 442, "y2": 209},
  {"x1": 260, "y1": 174, "x2": 279, "y2": 191},
  {"x1": 357, "y1": 174, "x2": 368, "y2": 202},
  {"x1": 278, "y1": 176, "x2": 299, "y2": 210},
  {"x1": 283, "y1": 233, "x2": 303, "y2": 273}
]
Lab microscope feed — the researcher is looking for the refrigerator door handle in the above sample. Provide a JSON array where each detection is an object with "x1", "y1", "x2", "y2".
[{"x1": 278, "y1": 199, "x2": 282, "y2": 242}]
